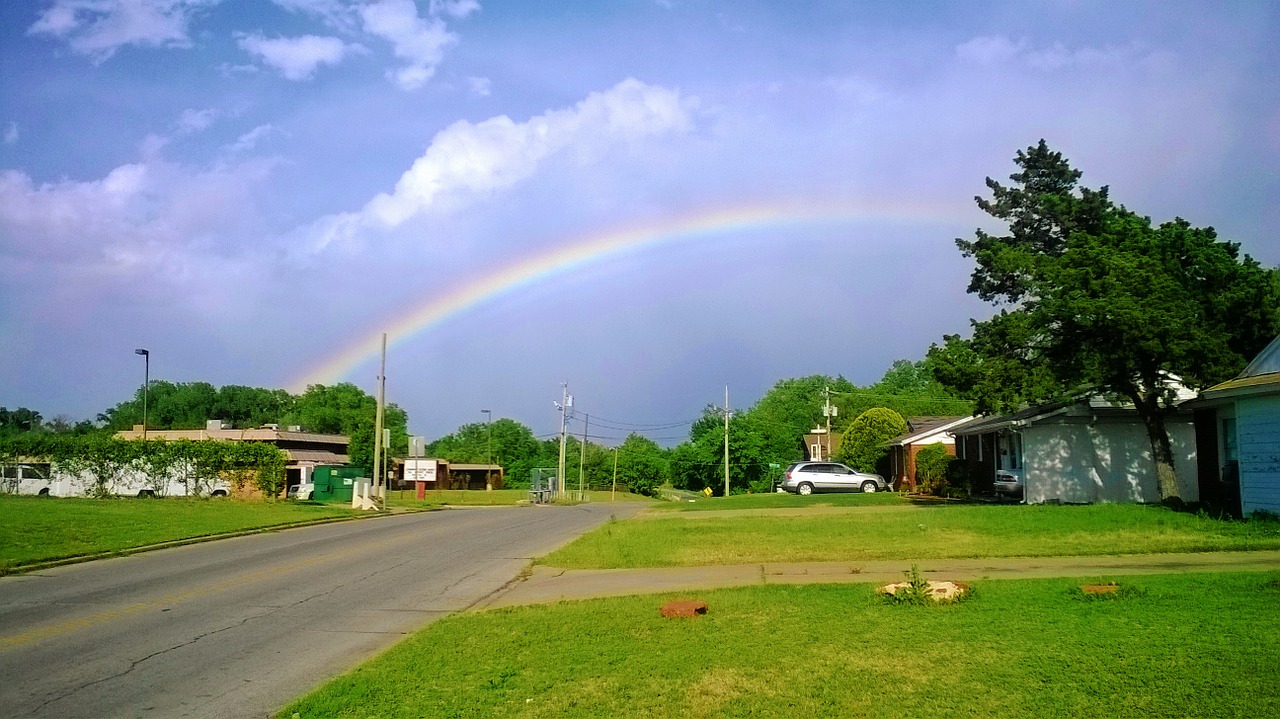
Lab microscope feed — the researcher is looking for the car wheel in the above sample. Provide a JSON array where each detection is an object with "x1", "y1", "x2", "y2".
[
  {"x1": 797, "y1": 482, "x2": 814, "y2": 496},
  {"x1": 211, "y1": 490, "x2": 227, "y2": 497},
  {"x1": 861, "y1": 481, "x2": 878, "y2": 493}
]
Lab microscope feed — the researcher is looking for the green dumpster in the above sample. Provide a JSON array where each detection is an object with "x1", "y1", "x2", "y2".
[{"x1": 310, "y1": 466, "x2": 364, "y2": 503}]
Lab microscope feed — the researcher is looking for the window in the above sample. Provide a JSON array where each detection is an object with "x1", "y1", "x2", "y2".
[{"x1": 1222, "y1": 418, "x2": 1238, "y2": 463}]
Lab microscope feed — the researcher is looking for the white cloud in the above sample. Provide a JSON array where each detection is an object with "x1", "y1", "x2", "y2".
[
  {"x1": 226, "y1": 124, "x2": 277, "y2": 154},
  {"x1": 3, "y1": 122, "x2": 17, "y2": 145},
  {"x1": 269, "y1": 0, "x2": 360, "y2": 32},
  {"x1": 176, "y1": 108, "x2": 218, "y2": 134},
  {"x1": 307, "y1": 78, "x2": 693, "y2": 251},
  {"x1": 956, "y1": 35, "x2": 1147, "y2": 70},
  {"x1": 360, "y1": 0, "x2": 456, "y2": 90},
  {"x1": 237, "y1": 33, "x2": 363, "y2": 80},
  {"x1": 429, "y1": 0, "x2": 480, "y2": 18},
  {"x1": 27, "y1": 0, "x2": 221, "y2": 63},
  {"x1": 0, "y1": 155, "x2": 278, "y2": 269},
  {"x1": 467, "y1": 76, "x2": 491, "y2": 97}
]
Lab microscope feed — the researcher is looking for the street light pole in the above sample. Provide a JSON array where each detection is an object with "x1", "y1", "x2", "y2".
[
  {"x1": 481, "y1": 409, "x2": 493, "y2": 491},
  {"x1": 134, "y1": 349, "x2": 149, "y2": 440}
]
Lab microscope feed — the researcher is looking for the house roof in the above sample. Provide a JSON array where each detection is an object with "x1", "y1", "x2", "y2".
[
  {"x1": 948, "y1": 396, "x2": 1149, "y2": 436},
  {"x1": 285, "y1": 449, "x2": 350, "y2": 464},
  {"x1": 1242, "y1": 333, "x2": 1280, "y2": 377},
  {"x1": 1200, "y1": 371, "x2": 1280, "y2": 400},
  {"x1": 114, "y1": 427, "x2": 349, "y2": 446},
  {"x1": 1197, "y1": 333, "x2": 1280, "y2": 401},
  {"x1": 888, "y1": 416, "x2": 972, "y2": 446}
]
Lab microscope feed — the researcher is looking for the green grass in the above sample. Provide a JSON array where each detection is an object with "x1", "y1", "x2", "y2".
[
  {"x1": 0, "y1": 495, "x2": 362, "y2": 573},
  {"x1": 280, "y1": 571, "x2": 1280, "y2": 718},
  {"x1": 541, "y1": 502, "x2": 1280, "y2": 568},
  {"x1": 648, "y1": 491, "x2": 906, "y2": 511}
]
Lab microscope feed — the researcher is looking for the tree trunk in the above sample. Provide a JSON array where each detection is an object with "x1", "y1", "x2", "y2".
[{"x1": 1132, "y1": 393, "x2": 1182, "y2": 503}]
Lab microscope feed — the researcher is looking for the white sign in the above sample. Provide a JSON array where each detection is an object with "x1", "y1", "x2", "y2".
[{"x1": 403, "y1": 458, "x2": 438, "y2": 484}]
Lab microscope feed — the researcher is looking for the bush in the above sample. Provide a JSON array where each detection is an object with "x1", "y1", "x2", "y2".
[
  {"x1": 915, "y1": 444, "x2": 955, "y2": 496},
  {"x1": 836, "y1": 408, "x2": 907, "y2": 473}
]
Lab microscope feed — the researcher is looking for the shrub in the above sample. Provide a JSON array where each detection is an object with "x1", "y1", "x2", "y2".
[
  {"x1": 836, "y1": 408, "x2": 907, "y2": 473},
  {"x1": 914, "y1": 444, "x2": 954, "y2": 496}
]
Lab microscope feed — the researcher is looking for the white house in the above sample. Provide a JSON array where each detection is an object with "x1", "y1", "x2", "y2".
[
  {"x1": 950, "y1": 392, "x2": 1198, "y2": 505},
  {"x1": 1194, "y1": 334, "x2": 1280, "y2": 516}
]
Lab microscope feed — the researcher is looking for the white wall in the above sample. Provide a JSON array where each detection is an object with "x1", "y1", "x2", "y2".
[
  {"x1": 1238, "y1": 395, "x2": 1280, "y2": 516},
  {"x1": 1023, "y1": 417, "x2": 1198, "y2": 504}
]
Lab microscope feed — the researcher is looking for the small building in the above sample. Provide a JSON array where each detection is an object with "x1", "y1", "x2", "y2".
[
  {"x1": 1191, "y1": 334, "x2": 1280, "y2": 517},
  {"x1": 803, "y1": 429, "x2": 840, "y2": 461},
  {"x1": 396, "y1": 458, "x2": 504, "y2": 498},
  {"x1": 949, "y1": 393, "x2": 1198, "y2": 504},
  {"x1": 886, "y1": 416, "x2": 973, "y2": 492},
  {"x1": 116, "y1": 420, "x2": 350, "y2": 497}
]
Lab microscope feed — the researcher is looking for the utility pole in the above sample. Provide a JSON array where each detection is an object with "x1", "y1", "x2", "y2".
[
  {"x1": 612, "y1": 446, "x2": 618, "y2": 502},
  {"x1": 372, "y1": 333, "x2": 387, "y2": 509},
  {"x1": 579, "y1": 413, "x2": 588, "y2": 501},
  {"x1": 557, "y1": 383, "x2": 569, "y2": 500},
  {"x1": 724, "y1": 384, "x2": 730, "y2": 498},
  {"x1": 824, "y1": 385, "x2": 831, "y2": 461},
  {"x1": 482, "y1": 408, "x2": 493, "y2": 491}
]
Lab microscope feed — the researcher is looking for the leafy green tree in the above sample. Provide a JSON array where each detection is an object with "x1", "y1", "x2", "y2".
[
  {"x1": 669, "y1": 406, "x2": 769, "y2": 495},
  {"x1": 836, "y1": 408, "x2": 907, "y2": 474},
  {"x1": 743, "y1": 375, "x2": 854, "y2": 462},
  {"x1": 866, "y1": 360, "x2": 974, "y2": 417},
  {"x1": 0, "y1": 407, "x2": 44, "y2": 435},
  {"x1": 614, "y1": 433, "x2": 669, "y2": 496},
  {"x1": 288, "y1": 383, "x2": 407, "y2": 472},
  {"x1": 428, "y1": 418, "x2": 548, "y2": 488},
  {"x1": 932, "y1": 141, "x2": 1280, "y2": 501}
]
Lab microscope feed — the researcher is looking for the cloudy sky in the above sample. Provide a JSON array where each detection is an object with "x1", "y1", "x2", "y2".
[{"x1": 2, "y1": 0, "x2": 1277, "y2": 443}]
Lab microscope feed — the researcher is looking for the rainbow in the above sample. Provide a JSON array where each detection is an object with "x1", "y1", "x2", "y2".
[{"x1": 287, "y1": 198, "x2": 966, "y2": 391}]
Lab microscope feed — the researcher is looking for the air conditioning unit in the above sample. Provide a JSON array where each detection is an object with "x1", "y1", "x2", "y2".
[{"x1": 206, "y1": 420, "x2": 231, "y2": 431}]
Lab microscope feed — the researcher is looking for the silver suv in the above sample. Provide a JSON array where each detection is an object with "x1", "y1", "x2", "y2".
[{"x1": 779, "y1": 461, "x2": 889, "y2": 495}]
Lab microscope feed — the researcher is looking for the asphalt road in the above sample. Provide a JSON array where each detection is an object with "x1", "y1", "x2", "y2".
[{"x1": 0, "y1": 502, "x2": 640, "y2": 718}]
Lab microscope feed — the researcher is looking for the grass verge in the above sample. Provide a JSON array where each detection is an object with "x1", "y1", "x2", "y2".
[
  {"x1": 280, "y1": 571, "x2": 1280, "y2": 718},
  {"x1": 0, "y1": 495, "x2": 362, "y2": 573},
  {"x1": 542, "y1": 502, "x2": 1280, "y2": 568},
  {"x1": 647, "y1": 491, "x2": 905, "y2": 512}
]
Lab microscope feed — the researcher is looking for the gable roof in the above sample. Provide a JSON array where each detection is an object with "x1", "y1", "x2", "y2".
[
  {"x1": 888, "y1": 416, "x2": 973, "y2": 446},
  {"x1": 1200, "y1": 333, "x2": 1280, "y2": 400},
  {"x1": 1242, "y1": 333, "x2": 1280, "y2": 377}
]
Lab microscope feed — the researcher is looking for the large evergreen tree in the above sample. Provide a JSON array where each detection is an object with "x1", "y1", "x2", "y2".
[{"x1": 931, "y1": 141, "x2": 1280, "y2": 501}]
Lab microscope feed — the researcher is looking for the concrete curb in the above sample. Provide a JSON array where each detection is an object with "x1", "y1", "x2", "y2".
[{"x1": 477, "y1": 550, "x2": 1280, "y2": 609}]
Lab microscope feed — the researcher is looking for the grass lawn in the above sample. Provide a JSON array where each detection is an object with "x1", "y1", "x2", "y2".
[
  {"x1": 281, "y1": 571, "x2": 1280, "y2": 718},
  {"x1": 541, "y1": 501, "x2": 1280, "y2": 569},
  {"x1": 649, "y1": 491, "x2": 906, "y2": 512},
  {"x1": 0, "y1": 495, "x2": 362, "y2": 573}
]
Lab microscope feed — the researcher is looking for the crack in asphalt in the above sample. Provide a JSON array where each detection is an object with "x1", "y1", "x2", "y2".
[{"x1": 28, "y1": 609, "x2": 268, "y2": 716}]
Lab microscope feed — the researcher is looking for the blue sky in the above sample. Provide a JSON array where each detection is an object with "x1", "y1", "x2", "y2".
[{"x1": 2, "y1": 0, "x2": 1277, "y2": 443}]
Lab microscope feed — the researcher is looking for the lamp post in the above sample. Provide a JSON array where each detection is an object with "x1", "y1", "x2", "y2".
[
  {"x1": 134, "y1": 348, "x2": 149, "y2": 440},
  {"x1": 481, "y1": 409, "x2": 493, "y2": 491}
]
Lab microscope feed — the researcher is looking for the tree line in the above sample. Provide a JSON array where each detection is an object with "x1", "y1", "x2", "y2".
[
  {"x1": 1, "y1": 381, "x2": 407, "y2": 473},
  {"x1": 424, "y1": 360, "x2": 971, "y2": 496}
]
